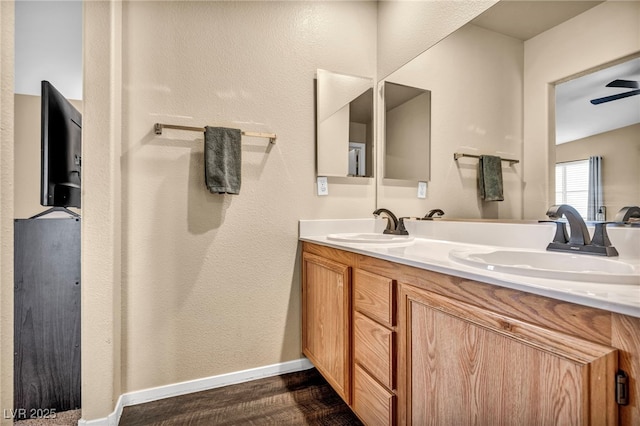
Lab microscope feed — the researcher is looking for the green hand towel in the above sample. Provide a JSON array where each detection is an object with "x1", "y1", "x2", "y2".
[
  {"x1": 204, "y1": 127, "x2": 242, "y2": 194},
  {"x1": 479, "y1": 155, "x2": 504, "y2": 201}
]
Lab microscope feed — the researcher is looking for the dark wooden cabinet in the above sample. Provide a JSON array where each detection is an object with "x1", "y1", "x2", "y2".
[{"x1": 14, "y1": 217, "x2": 81, "y2": 419}]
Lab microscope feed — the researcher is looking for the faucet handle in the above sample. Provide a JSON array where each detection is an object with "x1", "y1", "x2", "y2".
[
  {"x1": 539, "y1": 220, "x2": 569, "y2": 244},
  {"x1": 592, "y1": 222, "x2": 612, "y2": 246},
  {"x1": 396, "y1": 217, "x2": 409, "y2": 235},
  {"x1": 591, "y1": 222, "x2": 619, "y2": 256},
  {"x1": 553, "y1": 221, "x2": 569, "y2": 244}
]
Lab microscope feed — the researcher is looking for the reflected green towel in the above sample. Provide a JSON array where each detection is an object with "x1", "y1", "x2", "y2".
[
  {"x1": 204, "y1": 127, "x2": 242, "y2": 194},
  {"x1": 478, "y1": 155, "x2": 504, "y2": 201}
]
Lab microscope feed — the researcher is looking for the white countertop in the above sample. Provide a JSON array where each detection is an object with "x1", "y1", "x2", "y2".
[{"x1": 299, "y1": 219, "x2": 640, "y2": 319}]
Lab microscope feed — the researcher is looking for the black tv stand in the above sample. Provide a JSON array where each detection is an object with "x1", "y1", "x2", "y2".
[
  {"x1": 14, "y1": 214, "x2": 81, "y2": 417},
  {"x1": 30, "y1": 206, "x2": 80, "y2": 219}
]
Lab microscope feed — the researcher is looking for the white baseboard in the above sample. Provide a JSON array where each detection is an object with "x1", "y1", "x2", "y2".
[{"x1": 77, "y1": 358, "x2": 314, "y2": 426}]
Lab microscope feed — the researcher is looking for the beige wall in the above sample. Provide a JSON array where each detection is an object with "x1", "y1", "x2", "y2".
[
  {"x1": 379, "y1": 23, "x2": 524, "y2": 219},
  {"x1": 523, "y1": 1, "x2": 640, "y2": 219},
  {"x1": 4, "y1": 0, "x2": 563, "y2": 421},
  {"x1": 14, "y1": 94, "x2": 82, "y2": 219},
  {"x1": 556, "y1": 123, "x2": 640, "y2": 220},
  {"x1": 1, "y1": 2, "x2": 15, "y2": 424},
  {"x1": 3, "y1": 0, "x2": 503, "y2": 420},
  {"x1": 118, "y1": 0, "x2": 376, "y2": 397},
  {"x1": 82, "y1": 0, "x2": 124, "y2": 420}
]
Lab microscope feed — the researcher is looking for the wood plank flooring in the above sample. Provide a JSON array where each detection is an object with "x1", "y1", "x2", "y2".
[{"x1": 119, "y1": 368, "x2": 363, "y2": 425}]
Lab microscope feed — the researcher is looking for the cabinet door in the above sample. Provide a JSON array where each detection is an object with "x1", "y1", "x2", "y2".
[
  {"x1": 398, "y1": 285, "x2": 618, "y2": 426},
  {"x1": 302, "y1": 252, "x2": 351, "y2": 403},
  {"x1": 14, "y1": 218, "x2": 81, "y2": 417}
]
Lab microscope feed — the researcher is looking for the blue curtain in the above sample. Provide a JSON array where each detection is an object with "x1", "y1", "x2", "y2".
[{"x1": 587, "y1": 156, "x2": 603, "y2": 221}]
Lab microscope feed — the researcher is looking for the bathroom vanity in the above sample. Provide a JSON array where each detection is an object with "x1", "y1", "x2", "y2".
[{"x1": 300, "y1": 219, "x2": 640, "y2": 425}]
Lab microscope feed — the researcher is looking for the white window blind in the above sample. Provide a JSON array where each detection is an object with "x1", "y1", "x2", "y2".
[{"x1": 555, "y1": 160, "x2": 589, "y2": 219}]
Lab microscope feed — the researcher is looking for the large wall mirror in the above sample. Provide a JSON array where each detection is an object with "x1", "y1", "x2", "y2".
[
  {"x1": 383, "y1": 82, "x2": 431, "y2": 181},
  {"x1": 377, "y1": 0, "x2": 640, "y2": 220},
  {"x1": 316, "y1": 69, "x2": 374, "y2": 178},
  {"x1": 554, "y1": 55, "x2": 640, "y2": 221}
]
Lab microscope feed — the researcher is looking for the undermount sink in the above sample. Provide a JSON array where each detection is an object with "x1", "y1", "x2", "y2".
[
  {"x1": 449, "y1": 248, "x2": 640, "y2": 285},
  {"x1": 326, "y1": 233, "x2": 415, "y2": 245}
]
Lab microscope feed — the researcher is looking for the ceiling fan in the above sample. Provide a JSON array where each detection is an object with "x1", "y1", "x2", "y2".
[{"x1": 590, "y1": 79, "x2": 640, "y2": 105}]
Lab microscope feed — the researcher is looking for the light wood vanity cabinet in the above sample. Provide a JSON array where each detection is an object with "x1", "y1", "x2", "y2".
[
  {"x1": 352, "y1": 269, "x2": 397, "y2": 425},
  {"x1": 301, "y1": 242, "x2": 640, "y2": 426},
  {"x1": 399, "y1": 284, "x2": 618, "y2": 425},
  {"x1": 302, "y1": 248, "x2": 353, "y2": 404}
]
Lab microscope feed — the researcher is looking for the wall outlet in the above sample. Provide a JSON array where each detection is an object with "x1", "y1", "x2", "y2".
[
  {"x1": 417, "y1": 181, "x2": 427, "y2": 198},
  {"x1": 317, "y1": 176, "x2": 329, "y2": 196}
]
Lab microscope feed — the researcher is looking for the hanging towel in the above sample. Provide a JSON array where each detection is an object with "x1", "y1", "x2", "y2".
[
  {"x1": 204, "y1": 126, "x2": 242, "y2": 194},
  {"x1": 478, "y1": 155, "x2": 504, "y2": 201}
]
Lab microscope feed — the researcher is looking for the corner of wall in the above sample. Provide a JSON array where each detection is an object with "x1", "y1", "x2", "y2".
[
  {"x1": 0, "y1": 2, "x2": 15, "y2": 423},
  {"x1": 81, "y1": 0, "x2": 123, "y2": 420}
]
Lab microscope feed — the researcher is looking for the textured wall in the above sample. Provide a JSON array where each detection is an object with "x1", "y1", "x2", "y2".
[
  {"x1": 82, "y1": 0, "x2": 124, "y2": 420},
  {"x1": 119, "y1": 1, "x2": 376, "y2": 394},
  {"x1": 0, "y1": 2, "x2": 14, "y2": 424}
]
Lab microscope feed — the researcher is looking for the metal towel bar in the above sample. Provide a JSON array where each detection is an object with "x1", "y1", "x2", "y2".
[
  {"x1": 154, "y1": 123, "x2": 276, "y2": 144},
  {"x1": 453, "y1": 152, "x2": 519, "y2": 166}
]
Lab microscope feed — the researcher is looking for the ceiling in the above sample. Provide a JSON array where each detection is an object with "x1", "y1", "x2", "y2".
[
  {"x1": 471, "y1": 1, "x2": 603, "y2": 41},
  {"x1": 555, "y1": 56, "x2": 640, "y2": 144}
]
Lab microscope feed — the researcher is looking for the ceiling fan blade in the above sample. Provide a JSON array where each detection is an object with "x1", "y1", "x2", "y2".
[
  {"x1": 605, "y1": 79, "x2": 639, "y2": 89},
  {"x1": 590, "y1": 89, "x2": 640, "y2": 105}
]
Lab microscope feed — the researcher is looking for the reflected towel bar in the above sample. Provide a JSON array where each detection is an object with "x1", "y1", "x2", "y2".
[
  {"x1": 154, "y1": 123, "x2": 277, "y2": 144},
  {"x1": 454, "y1": 153, "x2": 519, "y2": 166}
]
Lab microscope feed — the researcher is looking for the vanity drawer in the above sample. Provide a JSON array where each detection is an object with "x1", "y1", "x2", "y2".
[
  {"x1": 354, "y1": 311, "x2": 394, "y2": 389},
  {"x1": 354, "y1": 268, "x2": 395, "y2": 327},
  {"x1": 353, "y1": 363, "x2": 396, "y2": 426}
]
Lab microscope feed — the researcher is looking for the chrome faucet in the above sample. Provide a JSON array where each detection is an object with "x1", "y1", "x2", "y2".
[
  {"x1": 373, "y1": 208, "x2": 398, "y2": 234},
  {"x1": 546, "y1": 204, "x2": 618, "y2": 256},
  {"x1": 615, "y1": 206, "x2": 640, "y2": 223},
  {"x1": 423, "y1": 209, "x2": 445, "y2": 220}
]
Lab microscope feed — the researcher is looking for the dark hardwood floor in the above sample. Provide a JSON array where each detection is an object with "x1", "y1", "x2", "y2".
[{"x1": 119, "y1": 368, "x2": 363, "y2": 425}]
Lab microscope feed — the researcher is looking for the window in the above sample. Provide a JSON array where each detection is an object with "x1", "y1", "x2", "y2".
[{"x1": 555, "y1": 160, "x2": 589, "y2": 219}]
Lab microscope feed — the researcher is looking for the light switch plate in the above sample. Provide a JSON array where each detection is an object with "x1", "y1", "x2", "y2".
[
  {"x1": 317, "y1": 176, "x2": 329, "y2": 196},
  {"x1": 417, "y1": 181, "x2": 427, "y2": 198}
]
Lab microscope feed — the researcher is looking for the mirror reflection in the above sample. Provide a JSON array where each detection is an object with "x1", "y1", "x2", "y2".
[
  {"x1": 383, "y1": 82, "x2": 431, "y2": 181},
  {"x1": 316, "y1": 69, "x2": 373, "y2": 178},
  {"x1": 554, "y1": 55, "x2": 640, "y2": 220},
  {"x1": 376, "y1": 0, "x2": 639, "y2": 220}
]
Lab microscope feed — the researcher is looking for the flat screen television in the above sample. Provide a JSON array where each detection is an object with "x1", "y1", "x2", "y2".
[{"x1": 40, "y1": 80, "x2": 82, "y2": 208}]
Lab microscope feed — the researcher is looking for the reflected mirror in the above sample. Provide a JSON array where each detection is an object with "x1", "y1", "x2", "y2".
[
  {"x1": 383, "y1": 82, "x2": 431, "y2": 181},
  {"x1": 554, "y1": 55, "x2": 640, "y2": 220},
  {"x1": 316, "y1": 69, "x2": 374, "y2": 177},
  {"x1": 376, "y1": 0, "x2": 639, "y2": 220}
]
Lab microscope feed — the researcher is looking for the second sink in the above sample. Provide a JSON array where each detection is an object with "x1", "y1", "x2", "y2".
[{"x1": 449, "y1": 248, "x2": 640, "y2": 285}]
